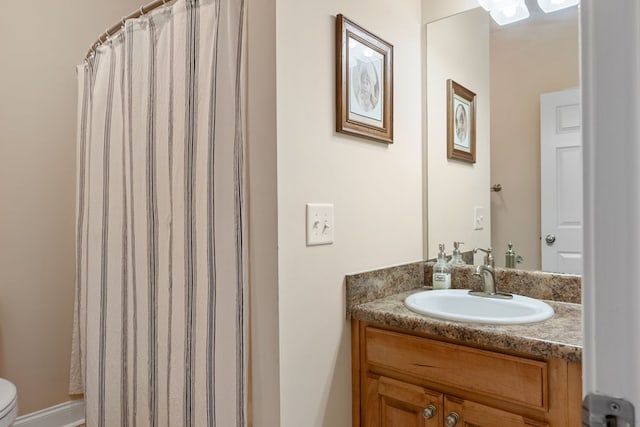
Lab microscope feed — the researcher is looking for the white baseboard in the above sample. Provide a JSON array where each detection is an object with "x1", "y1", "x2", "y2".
[{"x1": 14, "y1": 400, "x2": 85, "y2": 427}]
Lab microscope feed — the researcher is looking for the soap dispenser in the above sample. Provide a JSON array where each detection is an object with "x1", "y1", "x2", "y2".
[
  {"x1": 433, "y1": 244, "x2": 451, "y2": 289},
  {"x1": 448, "y1": 241, "x2": 466, "y2": 266},
  {"x1": 505, "y1": 242, "x2": 516, "y2": 268},
  {"x1": 505, "y1": 242, "x2": 523, "y2": 268}
]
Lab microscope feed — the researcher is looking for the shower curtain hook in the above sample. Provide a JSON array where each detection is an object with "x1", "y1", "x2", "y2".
[
  {"x1": 139, "y1": 6, "x2": 145, "y2": 15},
  {"x1": 121, "y1": 16, "x2": 127, "y2": 27}
]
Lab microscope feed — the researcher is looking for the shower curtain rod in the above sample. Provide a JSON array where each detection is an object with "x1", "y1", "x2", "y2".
[{"x1": 85, "y1": 0, "x2": 172, "y2": 60}]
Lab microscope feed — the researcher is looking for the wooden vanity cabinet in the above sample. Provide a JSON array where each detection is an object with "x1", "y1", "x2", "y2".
[
  {"x1": 443, "y1": 395, "x2": 549, "y2": 427},
  {"x1": 352, "y1": 321, "x2": 582, "y2": 427},
  {"x1": 366, "y1": 375, "x2": 443, "y2": 427}
]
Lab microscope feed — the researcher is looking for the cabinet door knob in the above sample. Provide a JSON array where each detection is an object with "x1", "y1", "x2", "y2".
[
  {"x1": 422, "y1": 404, "x2": 437, "y2": 419},
  {"x1": 445, "y1": 412, "x2": 460, "y2": 427},
  {"x1": 545, "y1": 234, "x2": 556, "y2": 244}
]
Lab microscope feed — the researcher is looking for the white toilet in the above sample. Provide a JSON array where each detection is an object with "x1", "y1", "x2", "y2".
[{"x1": 0, "y1": 378, "x2": 17, "y2": 427}]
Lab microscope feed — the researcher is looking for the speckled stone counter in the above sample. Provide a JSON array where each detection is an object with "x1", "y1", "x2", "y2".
[
  {"x1": 346, "y1": 262, "x2": 583, "y2": 362},
  {"x1": 424, "y1": 263, "x2": 582, "y2": 304}
]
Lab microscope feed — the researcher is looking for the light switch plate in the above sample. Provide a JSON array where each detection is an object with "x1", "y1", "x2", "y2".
[
  {"x1": 306, "y1": 203, "x2": 334, "y2": 246},
  {"x1": 474, "y1": 206, "x2": 485, "y2": 230}
]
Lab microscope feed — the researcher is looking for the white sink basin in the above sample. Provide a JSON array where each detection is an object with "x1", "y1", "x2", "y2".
[{"x1": 404, "y1": 289, "x2": 554, "y2": 325}]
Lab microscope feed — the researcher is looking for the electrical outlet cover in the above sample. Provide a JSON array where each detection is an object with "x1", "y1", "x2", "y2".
[
  {"x1": 306, "y1": 203, "x2": 334, "y2": 246},
  {"x1": 474, "y1": 206, "x2": 485, "y2": 230}
]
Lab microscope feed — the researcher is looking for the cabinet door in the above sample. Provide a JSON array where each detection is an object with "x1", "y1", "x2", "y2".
[
  {"x1": 443, "y1": 396, "x2": 548, "y2": 427},
  {"x1": 365, "y1": 375, "x2": 443, "y2": 427}
]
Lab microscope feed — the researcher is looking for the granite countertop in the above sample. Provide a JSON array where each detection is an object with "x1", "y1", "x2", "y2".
[{"x1": 346, "y1": 262, "x2": 583, "y2": 363}]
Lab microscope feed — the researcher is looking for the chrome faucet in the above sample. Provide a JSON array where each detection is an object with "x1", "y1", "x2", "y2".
[{"x1": 471, "y1": 247, "x2": 512, "y2": 299}]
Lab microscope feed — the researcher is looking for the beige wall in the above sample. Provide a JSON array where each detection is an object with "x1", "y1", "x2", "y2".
[
  {"x1": 422, "y1": 0, "x2": 477, "y2": 24},
  {"x1": 275, "y1": 0, "x2": 423, "y2": 425},
  {"x1": 246, "y1": 0, "x2": 281, "y2": 425},
  {"x1": 426, "y1": 8, "x2": 492, "y2": 259},
  {"x1": 0, "y1": 0, "x2": 144, "y2": 415},
  {"x1": 490, "y1": 12, "x2": 579, "y2": 269}
]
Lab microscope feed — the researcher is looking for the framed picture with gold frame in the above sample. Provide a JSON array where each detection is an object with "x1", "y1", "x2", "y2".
[
  {"x1": 336, "y1": 14, "x2": 393, "y2": 144},
  {"x1": 447, "y1": 79, "x2": 476, "y2": 163}
]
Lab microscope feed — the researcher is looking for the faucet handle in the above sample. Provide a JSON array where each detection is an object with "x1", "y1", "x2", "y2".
[{"x1": 473, "y1": 247, "x2": 494, "y2": 268}]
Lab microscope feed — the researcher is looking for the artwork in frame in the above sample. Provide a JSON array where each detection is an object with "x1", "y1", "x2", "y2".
[
  {"x1": 336, "y1": 14, "x2": 393, "y2": 144},
  {"x1": 447, "y1": 79, "x2": 476, "y2": 163}
]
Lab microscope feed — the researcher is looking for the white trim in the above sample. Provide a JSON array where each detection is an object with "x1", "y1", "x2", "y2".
[
  {"x1": 581, "y1": 0, "x2": 640, "y2": 411},
  {"x1": 14, "y1": 400, "x2": 85, "y2": 427}
]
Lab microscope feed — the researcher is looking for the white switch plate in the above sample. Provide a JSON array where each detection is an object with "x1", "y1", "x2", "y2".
[
  {"x1": 474, "y1": 206, "x2": 485, "y2": 230},
  {"x1": 306, "y1": 203, "x2": 334, "y2": 246}
]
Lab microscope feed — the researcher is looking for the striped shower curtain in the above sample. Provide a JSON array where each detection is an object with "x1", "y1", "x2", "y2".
[{"x1": 69, "y1": 0, "x2": 247, "y2": 425}]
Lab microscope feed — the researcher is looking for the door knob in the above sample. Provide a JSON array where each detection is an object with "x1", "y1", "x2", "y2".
[
  {"x1": 422, "y1": 404, "x2": 437, "y2": 419},
  {"x1": 545, "y1": 234, "x2": 556, "y2": 244},
  {"x1": 445, "y1": 412, "x2": 460, "y2": 426}
]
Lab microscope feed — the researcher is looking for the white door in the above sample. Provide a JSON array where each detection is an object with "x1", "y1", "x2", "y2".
[
  {"x1": 582, "y1": 0, "x2": 640, "y2": 424},
  {"x1": 540, "y1": 89, "x2": 582, "y2": 274}
]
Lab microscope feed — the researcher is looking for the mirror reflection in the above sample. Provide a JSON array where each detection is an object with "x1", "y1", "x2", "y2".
[{"x1": 425, "y1": 3, "x2": 580, "y2": 273}]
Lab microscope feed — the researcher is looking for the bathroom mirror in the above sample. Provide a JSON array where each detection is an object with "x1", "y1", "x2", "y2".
[{"x1": 424, "y1": 2, "x2": 580, "y2": 272}]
